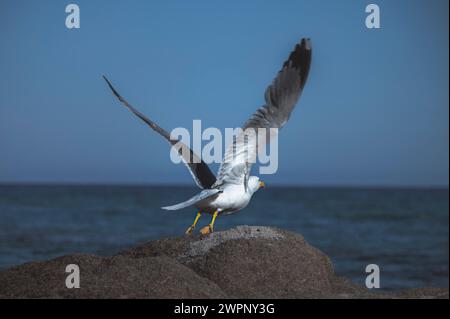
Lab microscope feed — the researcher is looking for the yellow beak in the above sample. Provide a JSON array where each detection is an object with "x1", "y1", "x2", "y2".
[{"x1": 259, "y1": 181, "x2": 265, "y2": 188}]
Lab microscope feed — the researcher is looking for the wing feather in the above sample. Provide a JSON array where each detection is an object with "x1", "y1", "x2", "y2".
[
  {"x1": 103, "y1": 76, "x2": 217, "y2": 189},
  {"x1": 214, "y1": 38, "x2": 312, "y2": 187}
]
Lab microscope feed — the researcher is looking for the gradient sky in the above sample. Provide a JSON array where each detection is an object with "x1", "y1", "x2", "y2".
[{"x1": 0, "y1": 0, "x2": 448, "y2": 186}]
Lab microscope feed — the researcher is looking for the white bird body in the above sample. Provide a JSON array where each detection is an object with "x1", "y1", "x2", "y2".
[{"x1": 195, "y1": 177, "x2": 261, "y2": 215}]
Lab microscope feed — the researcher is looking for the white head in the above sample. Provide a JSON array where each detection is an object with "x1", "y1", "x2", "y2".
[{"x1": 248, "y1": 176, "x2": 265, "y2": 194}]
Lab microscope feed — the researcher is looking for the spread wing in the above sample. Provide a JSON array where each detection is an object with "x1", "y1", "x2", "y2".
[
  {"x1": 103, "y1": 76, "x2": 217, "y2": 189},
  {"x1": 213, "y1": 38, "x2": 312, "y2": 188}
]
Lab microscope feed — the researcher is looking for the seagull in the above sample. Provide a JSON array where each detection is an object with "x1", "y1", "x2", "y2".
[{"x1": 103, "y1": 38, "x2": 312, "y2": 235}]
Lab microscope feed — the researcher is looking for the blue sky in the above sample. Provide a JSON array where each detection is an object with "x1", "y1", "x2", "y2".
[{"x1": 0, "y1": 0, "x2": 448, "y2": 187}]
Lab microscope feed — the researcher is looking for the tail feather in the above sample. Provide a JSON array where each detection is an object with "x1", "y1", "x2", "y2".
[{"x1": 162, "y1": 189, "x2": 221, "y2": 211}]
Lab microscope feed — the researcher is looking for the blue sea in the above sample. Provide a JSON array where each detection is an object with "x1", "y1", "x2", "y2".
[{"x1": 0, "y1": 185, "x2": 448, "y2": 290}]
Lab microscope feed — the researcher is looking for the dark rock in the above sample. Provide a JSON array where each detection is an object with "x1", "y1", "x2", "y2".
[
  {"x1": 0, "y1": 254, "x2": 227, "y2": 299},
  {"x1": 0, "y1": 226, "x2": 447, "y2": 299}
]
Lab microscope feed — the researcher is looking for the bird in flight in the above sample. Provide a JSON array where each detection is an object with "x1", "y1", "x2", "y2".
[{"x1": 103, "y1": 38, "x2": 311, "y2": 235}]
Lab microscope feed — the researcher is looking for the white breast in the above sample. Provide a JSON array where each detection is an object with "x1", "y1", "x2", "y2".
[{"x1": 198, "y1": 184, "x2": 252, "y2": 214}]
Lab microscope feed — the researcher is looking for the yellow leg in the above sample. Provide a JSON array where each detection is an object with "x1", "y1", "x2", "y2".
[
  {"x1": 185, "y1": 211, "x2": 201, "y2": 235},
  {"x1": 200, "y1": 210, "x2": 218, "y2": 235}
]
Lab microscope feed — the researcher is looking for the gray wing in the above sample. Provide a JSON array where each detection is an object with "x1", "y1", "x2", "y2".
[
  {"x1": 103, "y1": 76, "x2": 217, "y2": 189},
  {"x1": 213, "y1": 38, "x2": 312, "y2": 187}
]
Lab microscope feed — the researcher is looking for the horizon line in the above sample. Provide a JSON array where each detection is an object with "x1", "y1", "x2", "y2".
[{"x1": 0, "y1": 181, "x2": 448, "y2": 190}]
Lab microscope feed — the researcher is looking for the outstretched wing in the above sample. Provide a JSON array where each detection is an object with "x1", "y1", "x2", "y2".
[
  {"x1": 103, "y1": 76, "x2": 217, "y2": 189},
  {"x1": 213, "y1": 38, "x2": 312, "y2": 188}
]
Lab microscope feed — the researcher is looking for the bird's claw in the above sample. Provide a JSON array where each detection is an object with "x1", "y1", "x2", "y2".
[
  {"x1": 185, "y1": 225, "x2": 195, "y2": 235},
  {"x1": 200, "y1": 225, "x2": 213, "y2": 235}
]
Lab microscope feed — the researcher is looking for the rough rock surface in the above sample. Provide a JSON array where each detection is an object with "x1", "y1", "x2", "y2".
[{"x1": 0, "y1": 226, "x2": 447, "y2": 299}]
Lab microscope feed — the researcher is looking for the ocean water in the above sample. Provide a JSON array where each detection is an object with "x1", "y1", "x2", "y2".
[{"x1": 0, "y1": 185, "x2": 448, "y2": 290}]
